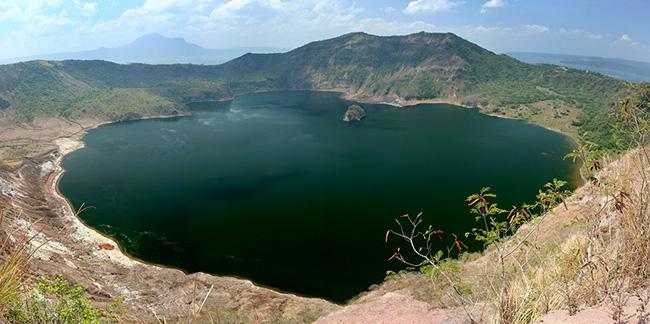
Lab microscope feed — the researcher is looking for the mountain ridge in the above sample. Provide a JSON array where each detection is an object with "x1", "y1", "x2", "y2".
[
  {"x1": 216, "y1": 32, "x2": 623, "y2": 146},
  {"x1": 0, "y1": 33, "x2": 285, "y2": 65},
  {"x1": 0, "y1": 31, "x2": 627, "y2": 162}
]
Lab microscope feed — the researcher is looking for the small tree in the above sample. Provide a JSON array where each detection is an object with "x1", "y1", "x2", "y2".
[{"x1": 387, "y1": 181, "x2": 570, "y2": 323}]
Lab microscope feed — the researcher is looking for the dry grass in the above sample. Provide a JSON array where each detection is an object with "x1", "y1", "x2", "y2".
[
  {"x1": 380, "y1": 147, "x2": 650, "y2": 323},
  {"x1": 375, "y1": 83, "x2": 650, "y2": 323},
  {"x1": 379, "y1": 145, "x2": 650, "y2": 324},
  {"x1": 0, "y1": 196, "x2": 41, "y2": 315}
]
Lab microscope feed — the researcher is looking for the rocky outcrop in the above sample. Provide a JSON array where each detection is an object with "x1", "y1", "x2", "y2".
[{"x1": 343, "y1": 104, "x2": 366, "y2": 122}]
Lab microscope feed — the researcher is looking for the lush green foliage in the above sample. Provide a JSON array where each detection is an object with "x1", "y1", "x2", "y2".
[{"x1": 466, "y1": 180, "x2": 569, "y2": 249}]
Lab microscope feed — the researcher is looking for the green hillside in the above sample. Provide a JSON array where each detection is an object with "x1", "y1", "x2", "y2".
[
  {"x1": 222, "y1": 32, "x2": 625, "y2": 145},
  {"x1": 0, "y1": 32, "x2": 626, "y2": 148}
]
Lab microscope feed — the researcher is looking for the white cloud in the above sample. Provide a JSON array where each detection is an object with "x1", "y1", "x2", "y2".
[
  {"x1": 480, "y1": 0, "x2": 506, "y2": 14},
  {"x1": 559, "y1": 28, "x2": 603, "y2": 40},
  {"x1": 75, "y1": 1, "x2": 99, "y2": 17},
  {"x1": 0, "y1": 6, "x2": 25, "y2": 22},
  {"x1": 0, "y1": 0, "x2": 97, "y2": 45},
  {"x1": 1, "y1": 0, "x2": 648, "y2": 63},
  {"x1": 210, "y1": 0, "x2": 254, "y2": 19},
  {"x1": 90, "y1": 0, "x2": 367, "y2": 49},
  {"x1": 615, "y1": 34, "x2": 640, "y2": 46},
  {"x1": 210, "y1": 0, "x2": 289, "y2": 21},
  {"x1": 1, "y1": 30, "x2": 26, "y2": 48},
  {"x1": 403, "y1": 0, "x2": 463, "y2": 15},
  {"x1": 23, "y1": 10, "x2": 75, "y2": 36},
  {"x1": 449, "y1": 23, "x2": 650, "y2": 63},
  {"x1": 0, "y1": 0, "x2": 65, "y2": 22},
  {"x1": 522, "y1": 24, "x2": 549, "y2": 33},
  {"x1": 472, "y1": 25, "x2": 512, "y2": 33},
  {"x1": 355, "y1": 17, "x2": 439, "y2": 36},
  {"x1": 619, "y1": 34, "x2": 632, "y2": 42}
]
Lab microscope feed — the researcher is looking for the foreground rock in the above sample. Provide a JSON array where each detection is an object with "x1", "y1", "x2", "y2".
[
  {"x1": 535, "y1": 294, "x2": 648, "y2": 324},
  {"x1": 0, "y1": 143, "x2": 338, "y2": 322},
  {"x1": 342, "y1": 104, "x2": 366, "y2": 122},
  {"x1": 314, "y1": 292, "x2": 468, "y2": 324}
]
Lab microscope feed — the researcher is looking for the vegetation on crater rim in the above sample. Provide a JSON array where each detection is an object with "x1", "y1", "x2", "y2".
[
  {"x1": 0, "y1": 32, "x2": 626, "y2": 152},
  {"x1": 0, "y1": 31, "x2": 647, "y2": 322}
]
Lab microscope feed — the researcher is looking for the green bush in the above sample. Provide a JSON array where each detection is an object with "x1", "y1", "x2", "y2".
[{"x1": 5, "y1": 275, "x2": 124, "y2": 324}]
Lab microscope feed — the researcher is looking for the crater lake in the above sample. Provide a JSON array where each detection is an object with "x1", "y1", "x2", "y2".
[{"x1": 58, "y1": 91, "x2": 581, "y2": 303}]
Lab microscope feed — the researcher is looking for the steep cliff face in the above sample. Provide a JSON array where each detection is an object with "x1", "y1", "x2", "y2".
[{"x1": 0, "y1": 145, "x2": 338, "y2": 322}]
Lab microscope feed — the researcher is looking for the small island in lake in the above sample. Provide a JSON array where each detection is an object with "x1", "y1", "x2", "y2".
[{"x1": 343, "y1": 104, "x2": 366, "y2": 122}]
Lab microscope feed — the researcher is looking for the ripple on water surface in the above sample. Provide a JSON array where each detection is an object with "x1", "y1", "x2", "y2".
[{"x1": 58, "y1": 91, "x2": 581, "y2": 302}]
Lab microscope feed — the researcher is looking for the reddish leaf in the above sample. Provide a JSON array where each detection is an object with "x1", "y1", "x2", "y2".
[{"x1": 467, "y1": 198, "x2": 479, "y2": 206}]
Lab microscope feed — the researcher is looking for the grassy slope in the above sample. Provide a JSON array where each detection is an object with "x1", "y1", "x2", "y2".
[
  {"x1": 362, "y1": 147, "x2": 650, "y2": 323},
  {"x1": 0, "y1": 32, "x2": 626, "y2": 149},
  {"x1": 357, "y1": 83, "x2": 650, "y2": 323}
]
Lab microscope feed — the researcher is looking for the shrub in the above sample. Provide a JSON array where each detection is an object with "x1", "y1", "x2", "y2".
[{"x1": 5, "y1": 275, "x2": 125, "y2": 323}]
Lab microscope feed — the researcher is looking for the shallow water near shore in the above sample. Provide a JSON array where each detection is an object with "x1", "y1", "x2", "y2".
[{"x1": 58, "y1": 91, "x2": 580, "y2": 302}]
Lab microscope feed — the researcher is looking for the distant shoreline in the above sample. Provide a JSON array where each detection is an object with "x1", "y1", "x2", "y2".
[
  {"x1": 181, "y1": 89, "x2": 587, "y2": 187},
  {"x1": 31, "y1": 90, "x2": 587, "y2": 304}
]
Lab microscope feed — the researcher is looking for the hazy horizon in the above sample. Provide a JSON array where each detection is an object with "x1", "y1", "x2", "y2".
[{"x1": 0, "y1": 1, "x2": 648, "y2": 63}]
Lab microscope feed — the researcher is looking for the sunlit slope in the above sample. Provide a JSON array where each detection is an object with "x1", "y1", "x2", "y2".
[{"x1": 0, "y1": 32, "x2": 625, "y2": 145}]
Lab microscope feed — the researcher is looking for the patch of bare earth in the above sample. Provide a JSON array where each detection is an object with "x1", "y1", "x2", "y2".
[
  {"x1": 535, "y1": 288, "x2": 650, "y2": 324},
  {"x1": 315, "y1": 292, "x2": 468, "y2": 324},
  {"x1": 0, "y1": 117, "x2": 102, "y2": 165}
]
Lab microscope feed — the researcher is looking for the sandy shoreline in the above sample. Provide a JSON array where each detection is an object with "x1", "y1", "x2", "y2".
[
  {"x1": 46, "y1": 112, "x2": 328, "y2": 288},
  {"x1": 47, "y1": 137, "x2": 146, "y2": 267},
  {"x1": 44, "y1": 114, "x2": 215, "y2": 269}
]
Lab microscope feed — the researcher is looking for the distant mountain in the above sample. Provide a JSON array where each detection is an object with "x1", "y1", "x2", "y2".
[
  {"x1": 0, "y1": 33, "x2": 286, "y2": 65},
  {"x1": 220, "y1": 32, "x2": 624, "y2": 107},
  {"x1": 0, "y1": 32, "x2": 625, "y2": 147},
  {"x1": 508, "y1": 52, "x2": 650, "y2": 83}
]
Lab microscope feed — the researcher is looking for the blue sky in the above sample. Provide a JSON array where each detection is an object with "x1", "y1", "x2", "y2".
[{"x1": 0, "y1": 0, "x2": 648, "y2": 62}]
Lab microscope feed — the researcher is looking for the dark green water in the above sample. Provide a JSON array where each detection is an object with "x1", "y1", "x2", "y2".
[{"x1": 59, "y1": 91, "x2": 580, "y2": 303}]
